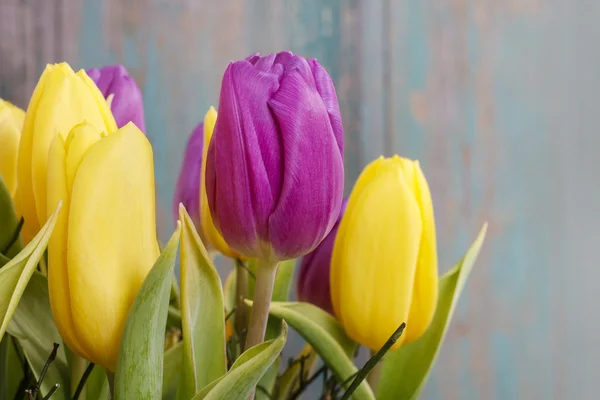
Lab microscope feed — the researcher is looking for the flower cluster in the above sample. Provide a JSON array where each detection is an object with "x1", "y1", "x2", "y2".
[{"x1": 0, "y1": 52, "x2": 485, "y2": 400}]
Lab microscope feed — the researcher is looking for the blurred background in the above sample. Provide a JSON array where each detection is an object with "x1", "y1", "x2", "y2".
[{"x1": 0, "y1": 0, "x2": 596, "y2": 398}]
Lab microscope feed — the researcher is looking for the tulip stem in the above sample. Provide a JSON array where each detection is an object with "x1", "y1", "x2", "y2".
[
  {"x1": 244, "y1": 260, "x2": 278, "y2": 351},
  {"x1": 234, "y1": 258, "x2": 250, "y2": 347},
  {"x1": 106, "y1": 371, "x2": 115, "y2": 399}
]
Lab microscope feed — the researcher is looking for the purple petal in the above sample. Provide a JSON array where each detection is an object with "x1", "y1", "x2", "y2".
[
  {"x1": 297, "y1": 199, "x2": 347, "y2": 315},
  {"x1": 173, "y1": 122, "x2": 203, "y2": 227},
  {"x1": 207, "y1": 61, "x2": 282, "y2": 256},
  {"x1": 267, "y1": 62, "x2": 344, "y2": 259},
  {"x1": 308, "y1": 59, "x2": 344, "y2": 157},
  {"x1": 87, "y1": 65, "x2": 146, "y2": 132}
]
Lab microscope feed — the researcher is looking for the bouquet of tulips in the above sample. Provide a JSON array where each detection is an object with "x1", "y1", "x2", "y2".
[{"x1": 0, "y1": 51, "x2": 486, "y2": 400}]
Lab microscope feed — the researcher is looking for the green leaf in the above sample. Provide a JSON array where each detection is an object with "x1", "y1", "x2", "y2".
[
  {"x1": 0, "y1": 202, "x2": 61, "y2": 340},
  {"x1": 178, "y1": 205, "x2": 227, "y2": 398},
  {"x1": 276, "y1": 344, "x2": 318, "y2": 400},
  {"x1": 256, "y1": 356, "x2": 279, "y2": 400},
  {"x1": 248, "y1": 301, "x2": 374, "y2": 400},
  {"x1": 114, "y1": 225, "x2": 181, "y2": 400},
  {"x1": 0, "y1": 174, "x2": 22, "y2": 259},
  {"x1": 0, "y1": 253, "x2": 10, "y2": 268},
  {"x1": 162, "y1": 342, "x2": 183, "y2": 400},
  {"x1": 271, "y1": 259, "x2": 296, "y2": 302},
  {"x1": 0, "y1": 334, "x2": 24, "y2": 399},
  {"x1": 7, "y1": 272, "x2": 70, "y2": 399},
  {"x1": 192, "y1": 321, "x2": 288, "y2": 400},
  {"x1": 376, "y1": 224, "x2": 488, "y2": 400}
]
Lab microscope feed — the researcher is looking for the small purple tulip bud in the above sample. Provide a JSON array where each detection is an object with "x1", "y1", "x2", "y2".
[
  {"x1": 297, "y1": 199, "x2": 348, "y2": 315},
  {"x1": 87, "y1": 65, "x2": 146, "y2": 133},
  {"x1": 206, "y1": 51, "x2": 345, "y2": 262},
  {"x1": 173, "y1": 122, "x2": 204, "y2": 229}
]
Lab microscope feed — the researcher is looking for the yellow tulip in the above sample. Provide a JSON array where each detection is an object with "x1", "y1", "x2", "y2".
[
  {"x1": 17, "y1": 63, "x2": 116, "y2": 243},
  {"x1": 0, "y1": 99, "x2": 25, "y2": 200},
  {"x1": 199, "y1": 107, "x2": 245, "y2": 259},
  {"x1": 330, "y1": 155, "x2": 438, "y2": 350},
  {"x1": 46, "y1": 122, "x2": 159, "y2": 371}
]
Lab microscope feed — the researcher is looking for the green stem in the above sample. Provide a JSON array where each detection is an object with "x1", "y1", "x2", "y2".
[
  {"x1": 71, "y1": 355, "x2": 88, "y2": 400},
  {"x1": 244, "y1": 260, "x2": 278, "y2": 351},
  {"x1": 106, "y1": 371, "x2": 115, "y2": 400},
  {"x1": 234, "y1": 258, "x2": 250, "y2": 346}
]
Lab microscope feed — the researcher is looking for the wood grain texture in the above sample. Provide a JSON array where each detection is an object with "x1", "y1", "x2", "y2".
[{"x1": 0, "y1": 0, "x2": 595, "y2": 398}]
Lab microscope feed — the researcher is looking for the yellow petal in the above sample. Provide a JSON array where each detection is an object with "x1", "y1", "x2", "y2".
[
  {"x1": 17, "y1": 63, "x2": 117, "y2": 244},
  {"x1": 199, "y1": 106, "x2": 243, "y2": 259},
  {"x1": 400, "y1": 159, "x2": 439, "y2": 343},
  {"x1": 67, "y1": 123, "x2": 159, "y2": 371},
  {"x1": 0, "y1": 100, "x2": 25, "y2": 198},
  {"x1": 331, "y1": 157, "x2": 422, "y2": 350},
  {"x1": 17, "y1": 65, "x2": 51, "y2": 244},
  {"x1": 46, "y1": 134, "x2": 92, "y2": 360}
]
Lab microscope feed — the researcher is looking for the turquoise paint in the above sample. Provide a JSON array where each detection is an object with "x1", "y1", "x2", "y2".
[
  {"x1": 491, "y1": 332, "x2": 518, "y2": 399},
  {"x1": 79, "y1": 0, "x2": 104, "y2": 67},
  {"x1": 2, "y1": 1, "x2": 584, "y2": 398}
]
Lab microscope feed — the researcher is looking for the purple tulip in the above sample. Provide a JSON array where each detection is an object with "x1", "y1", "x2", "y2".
[
  {"x1": 297, "y1": 199, "x2": 347, "y2": 315},
  {"x1": 173, "y1": 122, "x2": 204, "y2": 229},
  {"x1": 87, "y1": 65, "x2": 146, "y2": 133},
  {"x1": 206, "y1": 51, "x2": 344, "y2": 262}
]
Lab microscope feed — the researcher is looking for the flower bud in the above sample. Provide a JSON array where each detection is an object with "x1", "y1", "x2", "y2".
[
  {"x1": 87, "y1": 64, "x2": 146, "y2": 132},
  {"x1": 47, "y1": 122, "x2": 159, "y2": 371},
  {"x1": 17, "y1": 63, "x2": 117, "y2": 243},
  {"x1": 173, "y1": 107, "x2": 242, "y2": 258},
  {"x1": 0, "y1": 99, "x2": 25, "y2": 200},
  {"x1": 331, "y1": 156, "x2": 438, "y2": 350},
  {"x1": 206, "y1": 51, "x2": 344, "y2": 262}
]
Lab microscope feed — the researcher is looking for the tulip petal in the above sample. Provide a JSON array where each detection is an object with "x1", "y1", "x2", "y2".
[
  {"x1": 46, "y1": 134, "x2": 92, "y2": 360},
  {"x1": 400, "y1": 159, "x2": 439, "y2": 343},
  {"x1": 331, "y1": 158, "x2": 422, "y2": 351},
  {"x1": 207, "y1": 61, "x2": 282, "y2": 256},
  {"x1": 0, "y1": 101, "x2": 24, "y2": 197},
  {"x1": 199, "y1": 107, "x2": 240, "y2": 258},
  {"x1": 67, "y1": 123, "x2": 159, "y2": 370},
  {"x1": 267, "y1": 62, "x2": 344, "y2": 259},
  {"x1": 308, "y1": 59, "x2": 344, "y2": 156}
]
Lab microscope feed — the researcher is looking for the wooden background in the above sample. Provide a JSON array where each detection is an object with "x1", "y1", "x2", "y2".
[{"x1": 1, "y1": 0, "x2": 596, "y2": 398}]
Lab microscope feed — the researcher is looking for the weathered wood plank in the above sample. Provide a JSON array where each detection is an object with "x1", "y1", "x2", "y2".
[{"x1": 0, "y1": 0, "x2": 595, "y2": 399}]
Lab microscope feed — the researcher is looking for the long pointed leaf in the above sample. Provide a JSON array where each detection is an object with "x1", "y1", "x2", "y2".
[
  {"x1": 114, "y1": 224, "x2": 181, "y2": 399},
  {"x1": 0, "y1": 202, "x2": 61, "y2": 340},
  {"x1": 248, "y1": 301, "x2": 374, "y2": 400},
  {"x1": 178, "y1": 205, "x2": 227, "y2": 398},
  {"x1": 192, "y1": 321, "x2": 288, "y2": 400},
  {"x1": 162, "y1": 342, "x2": 184, "y2": 400},
  {"x1": 376, "y1": 224, "x2": 488, "y2": 400}
]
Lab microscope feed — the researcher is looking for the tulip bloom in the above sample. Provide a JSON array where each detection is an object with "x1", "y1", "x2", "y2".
[
  {"x1": 87, "y1": 65, "x2": 146, "y2": 132},
  {"x1": 206, "y1": 51, "x2": 344, "y2": 262},
  {"x1": 0, "y1": 100, "x2": 25, "y2": 200},
  {"x1": 47, "y1": 122, "x2": 159, "y2": 371},
  {"x1": 17, "y1": 63, "x2": 117, "y2": 243},
  {"x1": 331, "y1": 156, "x2": 438, "y2": 350},
  {"x1": 297, "y1": 199, "x2": 347, "y2": 315},
  {"x1": 173, "y1": 107, "x2": 242, "y2": 258}
]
